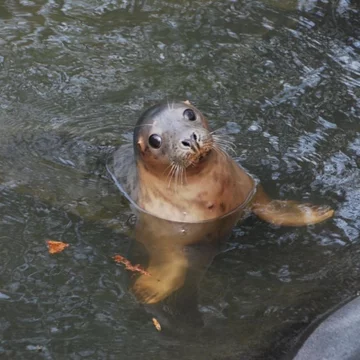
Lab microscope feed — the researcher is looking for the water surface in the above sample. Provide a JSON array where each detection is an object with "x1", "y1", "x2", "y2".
[{"x1": 0, "y1": 0, "x2": 360, "y2": 359}]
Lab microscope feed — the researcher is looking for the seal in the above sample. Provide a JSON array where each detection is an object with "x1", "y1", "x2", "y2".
[{"x1": 113, "y1": 100, "x2": 334, "y2": 226}]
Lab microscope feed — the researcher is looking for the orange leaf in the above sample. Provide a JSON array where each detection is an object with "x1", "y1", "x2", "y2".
[
  {"x1": 46, "y1": 240, "x2": 69, "y2": 254},
  {"x1": 113, "y1": 254, "x2": 151, "y2": 276},
  {"x1": 152, "y1": 318, "x2": 161, "y2": 331}
]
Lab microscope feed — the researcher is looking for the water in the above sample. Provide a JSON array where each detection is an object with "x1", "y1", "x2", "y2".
[{"x1": 0, "y1": 0, "x2": 359, "y2": 359}]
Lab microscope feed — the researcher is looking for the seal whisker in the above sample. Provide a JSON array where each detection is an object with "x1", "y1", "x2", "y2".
[
  {"x1": 171, "y1": 164, "x2": 176, "y2": 189},
  {"x1": 212, "y1": 135, "x2": 237, "y2": 156},
  {"x1": 182, "y1": 165, "x2": 187, "y2": 186},
  {"x1": 166, "y1": 163, "x2": 174, "y2": 187},
  {"x1": 179, "y1": 164, "x2": 186, "y2": 186},
  {"x1": 176, "y1": 164, "x2": 180, "y2": 189},
  {"x1": 171, "y1": 165, "x2": 178, "y2": 189},
  {"x1": 218, "y1": 141, "x2": 236, "y2": 153},
  {"x1": 173, "y1": 164, "x2": 180, "y2": 190},
  {"x1": 209, "y1": 128, "x2": 235, "y2": 136},
  {"x1": 212, "y1": 142, "x2": 231, "y2": 161},
  {"x1": 167, "y1": 163, "x2": 177, "y2": 189},
  {"x1": 119, "y1": 123, "x2": 153, "y2": 129},
  {"x1": 163, "y1": 163, "x2": 173, "y2": 178},
  {"x1": 216, "y1": 140, "x2": 236, "y2": 151},
  {"x1": 212, "y1": 134, "x2": 236, "y2": 149},
  {"x1": 176, "y1": 164, "x2": 181, "y2": 187},
  {"x1": 212, "y1": 145, "x2": 227, "y2": 160},
  {"x1": 117, "y1": 125, "x2": 137, "y2": 130},
  {"x1": 132, "y1": 124, "x2": 154, "y2": 129},
  {"x1": 217, "y1": 142, "x2": 235, "y2": 156},
  {"x1": 176, "y1": 164, "x2": 181, "y2": 188},
  {"x1": 171, "y1": 164, "x2": 177, "y2": 189}
]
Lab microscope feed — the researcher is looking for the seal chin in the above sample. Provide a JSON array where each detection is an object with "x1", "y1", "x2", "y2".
[{"x1": 185, "y1": 147, "x2": 212, "y2": 168}]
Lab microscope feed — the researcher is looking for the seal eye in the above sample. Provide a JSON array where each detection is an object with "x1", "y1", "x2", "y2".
[
  {"x1": 148, "y1": 134, "x2": 162, "y2": 149},
  {"x1": 183, "y1": 109, "x2": 196, "y2": 121}
]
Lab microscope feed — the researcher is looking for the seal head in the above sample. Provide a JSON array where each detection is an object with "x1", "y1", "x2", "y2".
[
  {"x1": 129, "y1": 101, "x2": 255, "y2": 222},
  {"x1": 134, "y1": 101, "x2": 214, "y2": 177}
]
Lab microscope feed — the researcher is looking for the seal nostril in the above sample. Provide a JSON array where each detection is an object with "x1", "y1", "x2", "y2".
[
  {"x1": 191, "y1": 132, "x2": 198, "y2": 142},
  {"x1": 182, "y1": 140, "x2": 191, "y2": 147}
]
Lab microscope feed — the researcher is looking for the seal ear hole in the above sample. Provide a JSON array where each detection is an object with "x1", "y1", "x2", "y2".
[
  {"x1": 137, "y1": 138, "x2": 146, "y2": 152},
  {"x1": 148, "y1": 134, "x2": 162, "y2": 149},
  {"x1": 183, "y1": 109, "x2": 196, "y2": 121}
]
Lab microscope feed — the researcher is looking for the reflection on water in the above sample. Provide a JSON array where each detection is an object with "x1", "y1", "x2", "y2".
[{"x1": 0, "y1": 0, "x2": 359, "y2": 359}]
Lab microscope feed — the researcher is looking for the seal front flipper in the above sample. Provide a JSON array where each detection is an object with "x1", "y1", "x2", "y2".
[
  {"x1": 131, "y1": 254, "x2": 188, "y2": 304},
  {"x1": 251, "y1": 185, "x2": 334, "y2": 227}
]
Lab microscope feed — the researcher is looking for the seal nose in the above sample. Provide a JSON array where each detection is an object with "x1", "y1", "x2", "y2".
[{"x1": 181, "y1": 132, "x2": 201, "y2": 152}]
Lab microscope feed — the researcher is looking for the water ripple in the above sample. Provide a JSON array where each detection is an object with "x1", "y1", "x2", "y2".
[{"x1": 0, "y1": 0, "x2": 360, "y2": 359}]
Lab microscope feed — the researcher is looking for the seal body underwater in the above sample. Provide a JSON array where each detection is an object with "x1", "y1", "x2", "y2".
[{"x1": 113, "y1": 101, "x2": 334, "y2": 225}]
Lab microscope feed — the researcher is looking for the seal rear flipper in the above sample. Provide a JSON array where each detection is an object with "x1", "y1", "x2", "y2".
[{"x1": 251, "y1": 185, "x2": 334, "y2": 227}]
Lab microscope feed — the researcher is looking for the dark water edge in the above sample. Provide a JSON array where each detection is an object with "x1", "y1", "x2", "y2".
[{"x1": 0, "y1": 0, "x2": 360, "y2": 359}]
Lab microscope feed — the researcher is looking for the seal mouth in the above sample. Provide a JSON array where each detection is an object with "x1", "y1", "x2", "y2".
[
  {"x1": 186, "y1": 146, "x2": 212, "y2": 167},
  {"x1": 196, "y1": 148, "x2": 211, "y2": 162}
]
